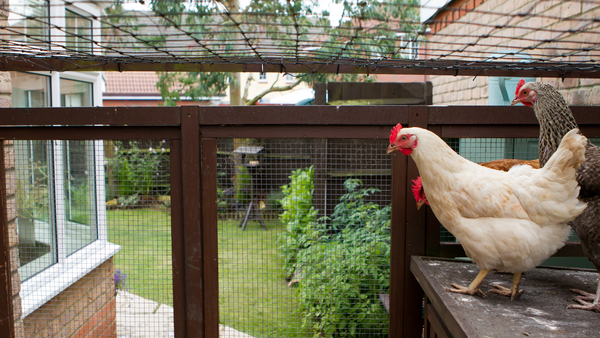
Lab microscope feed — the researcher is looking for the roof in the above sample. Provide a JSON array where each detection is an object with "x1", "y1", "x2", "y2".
[
  {"x1": 103, "y1": 72, "x2": 160, "y2": 95},
  {"x1": 423, "y1": 0, "x2": 481, "y2": 32}
]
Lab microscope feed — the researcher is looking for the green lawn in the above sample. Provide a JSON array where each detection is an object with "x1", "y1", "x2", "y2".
[
  {"x1": 107, "y1": 209, "x2": 308, "y2": 337},
  {"x1": 219, "y1": 219, "x2": 310, "y2": 338},
  {"x1": 107, "y1": 209, "x2": 173, "y2": 306}
]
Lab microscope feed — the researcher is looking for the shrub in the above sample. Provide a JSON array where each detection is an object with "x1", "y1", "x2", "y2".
[
  {"x1": 278, "y1": 166, "x2": 319, "y2": 278},
  {"x1": 108, "y1": 140, "x2": 168, "y2": 206},
  {"x1": 290, "y1": 179, "x2": 391, "y2": 337}
]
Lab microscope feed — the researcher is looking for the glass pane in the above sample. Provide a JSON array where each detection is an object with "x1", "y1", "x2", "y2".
[
  {"x1": 8, "y1": 0, "x2": 49, "y2": 47},
  {"x1": 10, "y1": 72, "x2": 51, "y2": 108},
  {"x1": 65, "y1": 9, "x2": 92, "y2": 53},
  {"x1": 64, "y1": 141, "x2": 97, "y2": 256},
  {"x1": 15, "y1": 141, "x2": 57, "y2": 281},
  {"x1": 60, "y1": 78, "x2": 92, "y2": 107}
]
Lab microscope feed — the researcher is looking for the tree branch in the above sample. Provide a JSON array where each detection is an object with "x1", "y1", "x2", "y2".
[{"x1": 246, "y1": 79, "x2": 302, "y2": 105}]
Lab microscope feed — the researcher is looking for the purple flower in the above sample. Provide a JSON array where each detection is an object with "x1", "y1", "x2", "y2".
[{"x1": 114, "y1": 270, "x2": 129, "y2": 291}]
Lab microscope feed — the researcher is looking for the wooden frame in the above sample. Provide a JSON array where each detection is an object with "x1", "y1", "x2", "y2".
[{"x1": 1, "y1": 104, "x2": 598, "y2": 337}]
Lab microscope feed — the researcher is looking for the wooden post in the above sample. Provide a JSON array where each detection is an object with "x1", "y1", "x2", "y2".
[
  {"x1": 181, "y1": 106, "x2": 204, "y2": 337},
  {"x1": 201, "y1": 137, "x2": 219, "y2": 338}
]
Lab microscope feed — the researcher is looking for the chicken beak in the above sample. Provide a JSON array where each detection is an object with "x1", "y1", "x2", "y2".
[
  {"x1": 416, "y1": 200, "x2": 426, "y2": 210},
  {"x1": 387, "y1": 145, "x2": 397, "y2": 154},
  {"x1": 510, "y1": 98, "x2": 520, "y2": 106}
]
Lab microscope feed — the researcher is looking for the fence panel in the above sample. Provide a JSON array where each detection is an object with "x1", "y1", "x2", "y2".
[
  {"x1": 1, "y1": 105, "x2": 599, "y2": 338},
  {"x1": 215, "y1": 136, "x2": 393, "y2": 337}
]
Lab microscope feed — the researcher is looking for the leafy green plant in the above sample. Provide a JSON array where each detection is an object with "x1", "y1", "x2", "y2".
[
  {"x1": 108, "y1": 141, "x2": 168, "y2": 206},
  {"x1": 278, "y1": 166, "x2": 319, "y2": 277},
  {"x1": 329, "y1": 179, "x2": 387, "y2": 232},
  {"x1": 290, "y1": 179, "x2": 391, "y2": 337},
  {"x1": 143, "y1": 0, "x2": 424, "y2": 106}
]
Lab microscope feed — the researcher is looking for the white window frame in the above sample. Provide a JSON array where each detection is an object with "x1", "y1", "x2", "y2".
[
  {"x1": 19, "y1": 137, "x2": 118, "y2": 317},
  {"x1": 16, "y1": 2, "x2": 115, "y2": 314},
  {"x1": 65, "y1": 7, "x2": 93, "y2": 53},
  {"x1": 258, "y1": 72, "x2": 268, "y2": 83},
  {"x1": 396, "y1": 33, "x2": 419, "y2": 60}
]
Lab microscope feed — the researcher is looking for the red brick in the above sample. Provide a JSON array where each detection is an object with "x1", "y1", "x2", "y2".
[
  {"x1": 74, "y1": 294, "x2": 116, "y2": 338},
  {"x1": 24, "y1": 258, "x2": 116, "y2": 337}
]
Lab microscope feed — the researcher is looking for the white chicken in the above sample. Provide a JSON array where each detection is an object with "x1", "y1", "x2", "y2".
[{"x1": 388, "y1": 125, "x2": 587, "y2": 300}]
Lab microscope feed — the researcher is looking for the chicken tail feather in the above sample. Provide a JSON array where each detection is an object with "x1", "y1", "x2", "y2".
[{"x1": 544, "y1": 128, "x2": 586, "y2": 175}]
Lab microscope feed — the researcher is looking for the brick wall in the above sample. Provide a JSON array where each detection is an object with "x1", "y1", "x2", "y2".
[
  {"x1": 427, "y1": 0, "x2": 600, "y2": 105},
  {"x1": 0, "y1": 1, "x2": 25, "y2": 334},
  {"x1": 23, "y1": 258, "x2": 117, "y2": 338}
]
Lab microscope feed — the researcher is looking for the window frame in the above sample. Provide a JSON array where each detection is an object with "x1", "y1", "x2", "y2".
[
  {"x1": 12, "y1": 70, "x2": 116, "y2": 317},
  {"x1": 65, "y1": 6, "x2": 93, "y2": 54},
  {"x1": 8, "y1": 0, "x2": 51, "y2": 48},
  {"x1": 258, "y1": 72, "x2": 268, "y2": 83}
]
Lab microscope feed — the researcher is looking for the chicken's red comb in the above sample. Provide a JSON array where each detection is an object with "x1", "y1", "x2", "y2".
[
  {"x1": 389, "y1": 123, "x2": 403, "y2": 144},
  {"x1": 515, "y1": 79, "x2": 525, "y2": 95}
]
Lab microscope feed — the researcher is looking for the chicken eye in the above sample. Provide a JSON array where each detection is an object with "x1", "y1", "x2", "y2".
[
  {"x1": 401, "y1": 135, "x2": 407, "y2": 141},
  {"x1": 523, "y1": 90, "x2": 528, "y2": 95}
]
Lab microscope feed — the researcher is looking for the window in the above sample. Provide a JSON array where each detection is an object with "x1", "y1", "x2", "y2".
[
  {"x1": 62, "y1": 140, "x2": 98, "y2": 256},
  {"x1": 259, "y1": 73, "x2": 267, "y2": 82},
  {"x1": 8, "y1": 0, "x2": 50, "y2": 47},
  {"x1": 10, "y1": 72, "x2": 51, "y2": 108},
  {"x1": 65, "y1": 9, "x2": 93, "y2": 53},
  {"x1": 285, "y1": 73, "x2": 295, "y2": 83},
  {"x1": 12, "y1": 71, "x2": 115, "y2": 317},
  {"x1": 60, "y1": 78, "x2": 93, "y2": 107},
  {"x1": 15, "y1": 141, "x2": 56, "y2": 281},
  {"x1": 397, "y1": 34, "x2": 418, "y2": 60}
]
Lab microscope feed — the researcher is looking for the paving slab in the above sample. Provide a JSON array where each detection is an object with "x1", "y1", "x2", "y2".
[{"x1": 116, "y1": 291, "x2": 254, "y2": 338}]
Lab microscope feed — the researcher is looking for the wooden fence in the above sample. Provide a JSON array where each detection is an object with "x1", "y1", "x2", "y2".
[{"x1": 1, "y1": 104, "x2": 598, "y2": 337}]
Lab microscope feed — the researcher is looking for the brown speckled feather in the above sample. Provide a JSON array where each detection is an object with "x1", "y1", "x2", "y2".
[{"x1": 529, "y1": 82, "x2": 600, "y2": 272}]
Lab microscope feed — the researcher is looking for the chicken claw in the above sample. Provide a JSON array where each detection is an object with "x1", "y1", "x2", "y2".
[
  {"x1": 489, "y1": 284, "x2": 524, "y2": 300},
  {"x1": 567, "y1": 289, "x2": 600, "y2": 312},
  {"x1": 445, "y1": 284, "x2": 488, "y2": 298},
  {"x1": 570, "y1": 289, "x2": 596, "y2": 301},
  {"x1": 445, "y1": 269, "x2": 490, "y2": 299},
  {"x1": 488, "y1": 271, "x2": 523, "y2": 301}
]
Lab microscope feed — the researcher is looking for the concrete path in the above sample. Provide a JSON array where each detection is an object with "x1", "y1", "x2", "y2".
[{"x1": 116, "y1": 291, "x2": 253, "y2": 338}]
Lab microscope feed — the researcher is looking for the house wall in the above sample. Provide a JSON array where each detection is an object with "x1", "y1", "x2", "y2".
[
  {"x1": 427, "y1": 0, "x2": 600, "y2": 105},
  {"x1": 103, "y1": 99, "x2": 211, "y2": 107},
  {"x1": 1, "y1": 1, "x2": 25, "y2": 336},
  {"x1": 4, "y1": 82, "x2": 26, "y2": 338},
  {"x1": 23, "y1": 258, "x2": 116, "y2": 338}
]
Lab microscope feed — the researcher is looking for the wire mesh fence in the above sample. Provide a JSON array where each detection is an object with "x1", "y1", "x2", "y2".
[
  {"x1": 12, "y1": 139, "x2": 173, "y2": 337},
  {"x1": 217, "y1": 137, "x2": 391, "y2": 337},
  {"x1": 5, "y1": 105, "x2": 600, "y2": 337},
  {"x1": 2, "y1": 0, "x2": 600, "y2": 76}
]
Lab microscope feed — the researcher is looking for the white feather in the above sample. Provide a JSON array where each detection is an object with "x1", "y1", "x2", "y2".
[{"x1": 403, "y1": 128, "x2": 587, "y2": 273}]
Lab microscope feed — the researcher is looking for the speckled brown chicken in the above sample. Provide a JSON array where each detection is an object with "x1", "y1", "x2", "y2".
[{"x1": 513, "y1": 80, "x2": 600, "y2": 312}]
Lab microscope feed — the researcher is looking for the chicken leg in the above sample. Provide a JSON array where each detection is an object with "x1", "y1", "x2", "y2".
[
  {"x1": 488, "y1": 271, "x2": 524, "y2": 300},
  {"x1": 445, "y1": 269, "x2": 489, "y2": 298},
  {"x1": 568, "y1": 277, "x2": 600, "y2": 312}
]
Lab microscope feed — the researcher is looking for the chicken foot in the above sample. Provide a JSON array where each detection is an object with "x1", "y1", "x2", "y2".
[
  {"x1": 567, "y1": 277, "x2": 600, "y2": 312},
  {"x1": 488, "y1": 272, "x2": 524, "y2": 301},
  {"x1": 445, "y1": 269, "x2": 489, "y2": 299}
]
